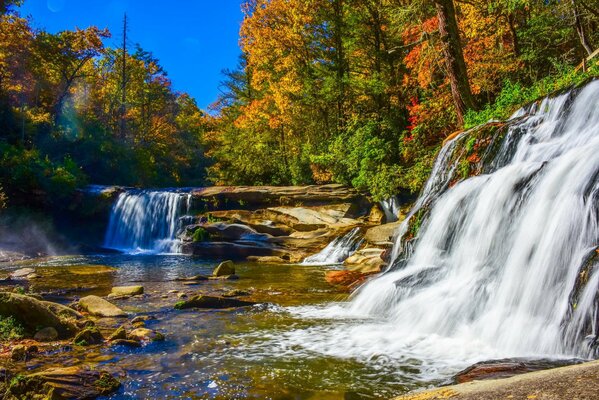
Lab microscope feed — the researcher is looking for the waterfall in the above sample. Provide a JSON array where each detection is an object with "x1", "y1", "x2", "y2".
[
  {"x1": 280, "y1": 80, "x2": 599, "y2": 379},
  {"x1": 104, "y1": 190, "x2": 192, "y2": 254},
  {"x1": 302, "y1": 228, "x2": 363, "y2": 265},
  {"x1": 380, "y1": 196, "x2": 401, "y2": 222}
]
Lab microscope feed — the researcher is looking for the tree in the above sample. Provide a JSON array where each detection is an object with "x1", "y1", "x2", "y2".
[{"x1": 434, "y1": 0, "x2": 476, "y2": 126}]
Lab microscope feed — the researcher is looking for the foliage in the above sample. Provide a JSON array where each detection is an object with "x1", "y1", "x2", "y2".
[
  {"x1": 0, "y1": 315, "x2": 26, "y2": 340},
  {"x1": 206, "y1": 0, "x2": 599, "y2": 197},
  {"x1": 0, "y1": 9, "x2": 209, "y2": 208}
]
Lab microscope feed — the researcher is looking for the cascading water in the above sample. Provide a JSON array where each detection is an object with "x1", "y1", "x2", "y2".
[
  {"x1": 104, "y1": 190, "x2": 192, "y2": 254},
  {"x1": 380, "y1": 196, "x2": 401, "y2": 222},
  {"x1": 302, "y1": 227, "x2": 363, "y2": 265},
  {"x1": 271, "y1": 80, "x2": 599, "y2": 381}
]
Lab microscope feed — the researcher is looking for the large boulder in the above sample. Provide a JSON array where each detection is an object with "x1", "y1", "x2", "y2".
[
  {"x1": 363, "y1": 221, "x2": 402, "y2": 246},
  {"x1": 128, "y1": 327, "x2": 165, "y2": 342},
  {"x1": 78, "y1": 295, "x2": 126, "y2": 318},
  {"x1": 174, "y1": 295, "x2": 256, "y2": 310},
  {"x1": 344, "y1": 248, "x2": 387, "y2": 273},
  {"x1": 3, "y1": 366, "x2": 120, "y2": 400},
  {"x1": 0, "y1": 292, "x2": 78, "y2": 338}
]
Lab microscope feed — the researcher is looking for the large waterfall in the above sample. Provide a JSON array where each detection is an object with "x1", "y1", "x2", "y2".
[
  {"x1": 280, "y1": 80, "x2": 599, "y2": 380},
  {"x1": 104, "y1": 190, "x2": 192, "y2": 254}
]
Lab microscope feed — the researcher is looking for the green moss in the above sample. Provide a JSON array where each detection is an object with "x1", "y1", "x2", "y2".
[
  {"x1": 0, "y1": 316, "x2": 26, "y2": 341},
  {"x1": 192, "y1": 227, "x2": 210, "y2": 242},
  {"x1": 93, "y1": 372, "x2": 121, "y2": 394},
  {"x1": 174, "y1": 301, "x2": 186, "y2": 310}
]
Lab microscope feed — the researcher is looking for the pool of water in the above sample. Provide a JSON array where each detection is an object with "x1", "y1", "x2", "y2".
[{"x1": 2, "y1": 254, "x2": 431, "y2": 399}]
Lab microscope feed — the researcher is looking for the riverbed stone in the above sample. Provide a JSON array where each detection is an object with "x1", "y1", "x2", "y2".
[
  {"x1": 111, "y1": 286, "x2": 144, "y2": 296},
  {"x1": 73, "y1": 326, "x2": 104, "y2": 346},
  {"x1": 174, "y1": 295, "x2": 256, "y2": 310},
  {"x1": 213, "y1": 260, "x2": 236, "y2": 276},
  {"x1": 128, "y1": 327, "x2": 165, "y2": 342},
  {"x1": 110, "y1": 339, "x2": 142, "y2": 348},
  {"x1": 33, "y1": 327, "x2": 59, "y2": 342},
  {"x1": 9, "y1": 268, "x2": 35, "y2": 279},
  {"x1": 78, "y1": 295, "x2": 126, "y2": 318},
  {"x1": 3, "y1": 366, "x2": 120, "y2": 400},
  {"x1": 107, "y1": 326, "x2": 127, "y2": 341},
  {"x1": 10, "y1": 344, "x2": 37, "y2": 361},
  {"x1": 0, "y1": 292, "x2": 78, "y2": 338}
]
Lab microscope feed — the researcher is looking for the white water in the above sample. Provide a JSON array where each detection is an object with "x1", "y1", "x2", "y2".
[
  {"x1": 302, "y1": 227, "x2": 363, "y2": 265},
  {"x1": 104, "y1": 190, "x2": 192, "y2": 254},
  {"x1": 380, "y1": 196, "x2": 401, "y2": 222},
  {"x1": 271, "y1": 80, "x2": 599, "y2": 381}
]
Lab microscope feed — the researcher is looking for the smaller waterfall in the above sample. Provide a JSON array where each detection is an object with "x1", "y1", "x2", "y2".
[
  {"x1": 302, "y1": 228, "x2": 363, "y2": 265},
  {"x1": 104, "y1": 190, "x2": 192, "y2": 254},
  {"x1": 380, "y1": 196, "x2": 401, "y2": 222}
]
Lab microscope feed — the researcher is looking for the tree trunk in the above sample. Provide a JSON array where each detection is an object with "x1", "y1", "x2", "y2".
[
  {"x1": 571, "y1": 0, "x2": 594, "y2": 56},
  {"x1": 435, "y1": 0, "x2": 477, "y2": 126}
]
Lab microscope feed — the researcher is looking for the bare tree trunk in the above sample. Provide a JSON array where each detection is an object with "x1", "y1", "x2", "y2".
[
  {"x1": 572, "y1": 0, "x2": 594, "y2": 56},
  {"x1": 435, "y1": 0, "x2": 477, "y2": 126}
]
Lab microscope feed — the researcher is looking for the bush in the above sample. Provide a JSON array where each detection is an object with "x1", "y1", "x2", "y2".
[{"x1": 0, "y1": 316, "x2": 26, "y2": 340}]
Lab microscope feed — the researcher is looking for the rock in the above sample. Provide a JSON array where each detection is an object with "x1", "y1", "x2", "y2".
[
  {"x1": 3, "y1": 366, "x2": 120, "y2": 400},
  {"x1": 111, "y1": 286, "x2": 144, "y2": 296},
  {"x1": 0, "y1": 292, "x2": 78, "y2": 338},
  {"x1": 10, "y1": 344, "x2": 37, "y2": 361},
  {"x1": 177, "y1": 292, "x2": 187, "y2": 299},
  {"x1": 107, "y1": 326, "x2": 127, "y2": 341},
  {"x1": 174, "y1": 274, "x2": 209, "y2": 282},
  {"x1": 174, "y1": 295, "x2": 256, "y2": 310},
  {"x1": 344, "y1": 248, "x2": 387, "y2": 273},
  {"x1": 212, "y1": 260, "x2": 236, "y2": 277},
  {"x1": 202, "y1": 222, "x2": 271, "y2": 242},
  {"x1": 168, "y1": 290, "x2": 180, "y2": 294},
  {"x1": 73, "y1": 326, "x2": 104, "y2": 346},
  {"x1": 363, "y1": 221, "x2": 402, "y2": 246},
  {"x1": 26, "y1": 273, "x2": 40, "y2": 280},
  {"x1": 368, "y1": 204, "x2": 386, "y2": 224},
  {"x1": 78, "y1": 295, "x2": 126, "y2": 318},
  {"x1": 110, "y1": 339, "x2": 142, "y2": 348},
  {"x1": 325, "y1": 270, "x2": 372, "y2": 289},
  {"x1": 128, "y1": 327, "x2": 165, "y2": 342},
  {"x1": 9, "y1": 268, "x2": 35, "y2": 279},
  {"x1": 222, "y1": 289, "x2": 251, "y2": 297},
  {"x1": 33, "y1": 327, "x2": 58, "y2": 342},
  {"x1": 181, "y1": 241, "x2": 284, "y2": 260},
  {"x1": 130, "y1": 315, "x2": 155, "y2": 324}
]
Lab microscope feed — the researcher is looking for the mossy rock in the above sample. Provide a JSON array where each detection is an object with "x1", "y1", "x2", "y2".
[{"x1": 73, "y1": 326, "x2": 104, "y2": 346}]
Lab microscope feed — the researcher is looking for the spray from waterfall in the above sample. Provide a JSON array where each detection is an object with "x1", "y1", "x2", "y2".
[{"x1": 104, "y1": 190, "x2": 192, "y2": 254}]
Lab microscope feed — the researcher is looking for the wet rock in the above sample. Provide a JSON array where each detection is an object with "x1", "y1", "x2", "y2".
[
  {"x1": 213, "y1": 260, "x2": 236, "y2": 277},
  {"x1": 325, "y1": 270, "x2": 372, "y2": 289},
  {"x1": 130, "y1": 315, "x2": 155, "y2": 324},
  {"x1": 177, "y1": 292, "x2": 188, "y2": 299},
  {"x1": 3, "y1": 366, "x2": 120, "y2": 400},
  {"x1": 222, "y1": 289, "x2": 251, "y2": 297},
  {"x1": 10, "y1": 344, "x2": 37, "y2": 361},
  {"x1": 26, "y1": 273, "x2": 41, "y2": 280},
  {"x1": 78, "y1": 295, "x2": 126, "y2": 318},
  {"x1": 174, "y1": 295, "x2": 256, "y2": 310},
  {"x1": 128, "y1": 327, "x2": 165, "y2": 342},
  {"x1": 9, "y1": 268, "x2": 35, "y2": 280},
  {"x1": 110, "y1": 339, "x2": 142, "y2": 348},
  {"x1": 73, "y1": 326, "x2": 104, "y2": 346},
  {"x1": 363, "y1": 221, "x2": 402, "y2": 246},
  {"x1": 107, "y1": 326, "x2": 127, "y2": 341},
  {"x1": 174, "y1": 274, "x2": 209, "y2": 282},
  {"x1": 0, "y1": 292, "x2": 78, "y2": 338},
  {"x1": 111, "y1": 286, "x2": 144, "y2": 296},
  {"x1": 455, "y1": 361, "x2": 529, "y2": 383},
  {"x1": 33, "y1": 327, "x2": 58, "y2": 342},
  {"x1": 368, "y1": 204, "x2": 386, "y2": 224}
]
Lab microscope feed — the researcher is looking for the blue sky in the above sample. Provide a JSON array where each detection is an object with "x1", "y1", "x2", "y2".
[{"x1": 19, "y1": 0, "x2": 244, "y2": 110}]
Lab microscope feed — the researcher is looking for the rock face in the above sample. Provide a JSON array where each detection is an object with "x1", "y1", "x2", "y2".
[
  {"x1": 4, "y1": 366, "x2": 120, "y2": 400},
  {"x1": 0, "y1": 292, "x2": 78, "y2": 338},
  {"x1": 344, "y1": 248, "x2": 387, "y2": 273},
  {"x1": 174, "y1": 295, "x2": 256, "y2": 310},
  {"x1": 394, "y1": 360, "x2": 599, "y2": 400},
  {"x1": 191, "y1": 184, "x2": 369, "y2": 210},
  {"x1": 78, "y1": 295, "x2": 126, "y2": 318},
  {"x1": 110, "y1": 286, "x2": 144, "y2": 296}
]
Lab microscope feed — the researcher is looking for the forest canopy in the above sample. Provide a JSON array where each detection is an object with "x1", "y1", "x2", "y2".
[{"x1": 1, "y1": 0, "x2": 598, "y2": 209}]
